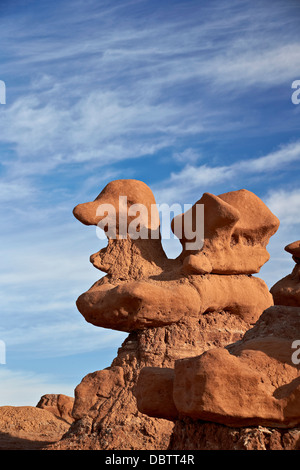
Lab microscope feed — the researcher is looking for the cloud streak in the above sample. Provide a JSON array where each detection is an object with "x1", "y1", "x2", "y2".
[
  {"x1": 1, "y1": 0, "x2": 300, "y2": 184},
  {"x1": 154, "y1": 140, "x2": 300, "y2": 204},
  {"x1": 0, "y1": 368, "x2": 75, "y2": 406}
]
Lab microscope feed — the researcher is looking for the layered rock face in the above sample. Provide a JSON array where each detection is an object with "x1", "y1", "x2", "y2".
[
  {"x1": 168, "y1": 419, "x2": 300, "y2": 450},
  {"x1": 48, "y1": 179, "x2": 280, "y2": 450}
]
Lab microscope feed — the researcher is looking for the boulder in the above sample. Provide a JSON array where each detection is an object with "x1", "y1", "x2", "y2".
[
  {"x1": 48, "y1": 313, "x2": 251, "y2": 450},
  {"x1": 36, "y1": 394, "x2": 74, "y2": 424},
  {"x1": 136, "y1": 306, "x2": 300, "y2": 428},
  {"x1": 172, "y1": 189, "x2": 280, "y2": 275}
]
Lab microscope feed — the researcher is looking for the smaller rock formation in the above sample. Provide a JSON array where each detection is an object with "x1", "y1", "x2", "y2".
[
  {"x1": 173, "y1": 189, "x2": 279, "y2": 275},
  {"x1": 271, "y1": 241, "x2": 300, "y2": 306},
  {"x1": 36, "y1": 394, "x2": 74, "y2": 424},
  {"x1": 136, "y1": 305, "x2": 300, "y2": 428}
]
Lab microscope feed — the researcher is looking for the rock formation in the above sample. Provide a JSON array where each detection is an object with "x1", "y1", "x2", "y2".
[
  {"x1": 136, "y1": 305, "x2": 300, "y2": 428},
  {"x1": 0, "y1": 394, "x2": 74, "y2": 450},
  {"x1": 3, "y1": 179, "x2": 293, "y2": 451},
  {"x1": 36, "y1": 394, "x2": 74, "y2": 424},
  {"x1": 73, "y1": 180, "x2": 278, "y2": 331},
  {"x1": 136, "y1": 240, "x2": 300, "y2": 449},
  {"x1": 271, "y1": 241, "x2": 300, "y2": 306},
  {"x1": 47, "y1": 179, "x2": 280, "y2": 450},
  {"x1": 172, "y1": 189, "x2": 279, "y2": 275}
]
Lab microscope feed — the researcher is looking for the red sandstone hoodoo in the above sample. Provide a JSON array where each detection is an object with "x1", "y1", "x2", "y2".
[{"x1": 2, "y1": 179, "x2": 298, "y2": 451}]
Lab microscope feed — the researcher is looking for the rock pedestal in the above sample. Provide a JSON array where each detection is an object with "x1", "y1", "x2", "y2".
[
  {"x1": 48, "y1": 179, "x2": 282, "y2": 450},
  {"x1": 36, "y1": 394, "x2": 74, "y2": 424},
  {"x1": 48, "y1": 313, "x2": 250, "y2": 450}
]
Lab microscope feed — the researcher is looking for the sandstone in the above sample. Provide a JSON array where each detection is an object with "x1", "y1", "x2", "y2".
[
  {"x1": 36, "y1": 394, "x2": 74, "y2": 424},
  {"x1": 285, "y1": 240, "x2": 300, "y2": 263},
  {"x1": 48, "y1": 313, "x2": 250, "y2": 450},
  {"x1": 52, "y1": 178, "x2": 281, "y2": 450},
  {"x1": 168, "y1": 418, "x2": 300, "y2": 450},
  {"x1": 135, "y1": 367, "x2": 177, "y2": 421},
  {"x1": 136, "y1": 306, "x2": 300, "y2": 428},
  {"x1": 73, "y1": 179, "x2": 168, "y2": 279},
  {"x1": 76, "y1": 277, "x2": 201, "y2": 331},
  {"x1": 271, "y1": 240, "x2": 300, "y2": 306},
  {"x1": 73, "y1": 180, "x2": 276, "y2": 332},
  {"x1": 72, "y1": 366, "x2": 125, "y2": 420},
  {"x1": 76, "y1": 273, "x2": 273, "y2": 331},
  {"x1": 172, "y1": 189, "x2": 280, "y2": 275},
  {"x1": 0, "y1": 406, "x2": 70, "y2": 450}
]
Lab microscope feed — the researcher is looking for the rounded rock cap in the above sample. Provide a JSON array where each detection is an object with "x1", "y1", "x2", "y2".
[{"x1": 285, "y1": 240, "x2": 300, "y2": 263}]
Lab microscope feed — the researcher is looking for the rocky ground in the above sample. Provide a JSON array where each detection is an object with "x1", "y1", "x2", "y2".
[{"x1": 0, "y1": 406, "x2": 70, "y2": 450}]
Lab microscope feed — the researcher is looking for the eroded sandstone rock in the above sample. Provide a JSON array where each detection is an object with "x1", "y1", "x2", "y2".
[
  {"x1": 36, "y1": 394, "x2": 74, "y2": 424},
  {"x1": 168, "y1": 418, "x2": 300, "y2": 450},
  {"x1": 48, "y1": 313, "x2": 251, "y2": 450},
  {"x1": 0, "y1": 406, "x2": 70, "y2": 450},
  {"x1": 172, "y1": 189, "x2": 280, "y2": 275},
  {"x1": 136, "y1": 306, "x2": 300, "y2": 428},
  {"x1": 51, "y1": 178, "x2": 280, "y2": 450},
  {"x1": 271, "y1": 240, "x2": 300, "y2": 307},
  {"x1": 73, "y1": 180, "x2": 276, "y2": 331}
]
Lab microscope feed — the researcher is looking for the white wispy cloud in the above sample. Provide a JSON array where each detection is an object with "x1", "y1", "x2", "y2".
[
  {"x1": 173, "y1": 148, "x2": 202, "y2": 164},
  {"x1": 264, "y1": 188, "x2": 300, "y2": 225},
  {"x1": 0, "y1": 320, "x2": 126, "y2": 358},
  {"x1": 236, "y1": 141, "x2": 300, "y2": 173},
  {"x1": 0, "y1": 178, "x2": 37, "y2": 202},
  {"x1": 0, "y1": 86, "x2": 186, "y2": 174},
  {"x1": 0, "y1": 368, "x2": 75, "y2": 406},
  {"x1": 1, "y1": 0, "x2": 299, "y2": 181},
  {"x1": 154, "y1": 140, "x2": 300, "y2": 204},
  {"x1": 203, "y1": 44, "x2": 300, "y2": 89}
]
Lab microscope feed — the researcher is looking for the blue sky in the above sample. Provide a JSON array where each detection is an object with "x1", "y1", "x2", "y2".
[{"x1": 0, "y1": 0, "x2": 300, "y2": 406}]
